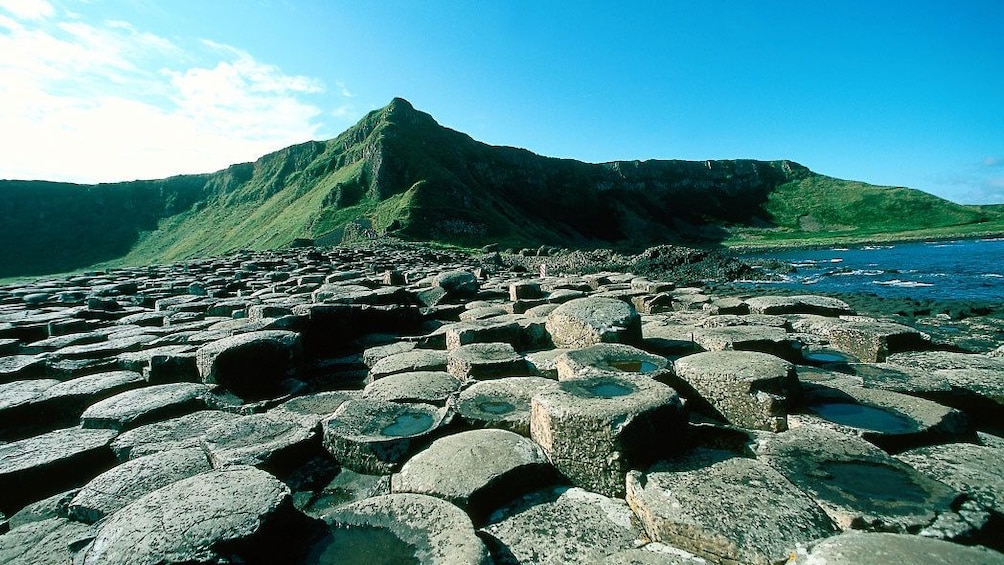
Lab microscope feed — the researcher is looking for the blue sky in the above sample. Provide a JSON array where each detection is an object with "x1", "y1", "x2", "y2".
[{"x1": 1, "y1": 0, "x2": 1002, "y2": 204}]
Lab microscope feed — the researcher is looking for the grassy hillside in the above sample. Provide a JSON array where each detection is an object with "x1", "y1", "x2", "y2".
[{"x1": 2, "y1": 97, "x2": 1002, "y2": 278}]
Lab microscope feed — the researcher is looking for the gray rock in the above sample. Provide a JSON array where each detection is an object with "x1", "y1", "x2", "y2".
[
  {"x1": 6, "y1": 489, "x2": 78, "y2": 530},
  {"x1": 68, "y1": 447, "x2": 211, "y2": 523},
  {"x1": 530, "y1": 374, "x2": 686, "y2": 497},
  {"x1": 0, "y1": 355, "x2": 46, "y2": 383},
  {"x1": 80, "y1": 382, "x2": 214, "y2": 431},
  {"x1": 447, "y1": 342, "x2": 528, "y2": 381},
  {"x1": 846, "y1": 362, "x2": 953, "y2": 395},
  {"x1": 78, "y1": 466, "x2": 311, "y2": 565},
  {"x1": 826, "y1": 319, "x2": 929, "y2": 362},
  {"x1": 323, "y1": 398, "x2": 451, "y2": 474},
  {"x1": 642, "y1": 322, "x2": 703, "y2": 356},
  {"x1": 691, "y1": 325, "x2": 799, "y2": 359},
  {"x1": 392, "y1": 428, "x2": 552, "y2": 523},
  {"x1": 362, "y1": 340, "x2": 417, "y2": 367},
  {"x1": 554, "y1": 343, "x2": 670, "y2": 380},
  {"x1": 481, "y1": 486, "x2": 642, "y2": 565},
  {"x1": 457, "y1": 376, "x2": 560, "y2": 436},
  {"x1": 32, "y1": 371, "x2": 146, "y2": 427},
  {"x1": 755, "y1": 424, "x2": 969, "y2": 536},
  {"x1": 545, "y1": 297, "x2": 642, "y2": 349},
  {"x1": 445, "y1": 319, "x2": 522, "y2": 350},
  {"x1": 602, "y1": 545, "x2": 709, "y2": 565},
  {"x1": 510, "y1": 281, "x2": 543, "y2": 301},
  {"x1": 201, "y1": 411, "x2": 318, "y2": 471},
  {"x1": 363, "y1": 370, "x2": 461, "y2": 405},
  {"x1": 0, "y1": 379, "x2": 60, "y2": 436},
  {"x1": 897, "y1": 442, "x2": 1004, "y2": 516},
  {"x1": 0, "y1": 427, "x2": 118, "y2": 515},
  {"x1": 886, "y1": 350, "x2": 1004, "y2": 372},
  {"x1": 800, "y1": 383, "x2": 971, "y2": 452},
  {"x1": 196, "y1": 329, "x2": 303, "y2": 399},
  {"x1": 626, "y1": 449, "x2": 836, "y2": 565},
  {"x1": 272, "y1": 390, "x2": 358, "y2": 428},
  {"x1": 460, "y1": 305, "x2": 509, "y2": 321},
  {"x1": 0, "y1": 517, "x2": 95, "y2": 565},
  {"x1": 795, "y1": 531, "x2": 1004, "y2": 564},
  {"x1": 318, "y1": 492, "x2": 491, "y2": 565},
  {"x1": 674, "y1": 351, "x2": 798, "y2": 432},
  {"x1": 433, "y1": 270, "x2": 480, "y2": 298},
  {"x1": 109, "y1": 409, "x2": 240, "y2": 461},
  {"x1": 369, "y1": 348, "x2": 448, "y2": 381},
  {"x1": 745, "y1": 295, "x2": 853, "y2": 317}
]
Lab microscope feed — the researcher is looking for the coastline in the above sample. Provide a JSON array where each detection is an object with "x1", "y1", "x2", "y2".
[{"x1": 723, "y1": 227, "x2": 1004, "y2": 254}]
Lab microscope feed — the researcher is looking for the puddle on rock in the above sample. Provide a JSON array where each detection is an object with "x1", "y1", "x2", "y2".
[
  {"x1": 581, "y1": 381, "x2": 634, "y2": 398},
  {"x1": 303, "y1": 525, "x2": 420, "y2": 565},
  {"x1": 802, "y1": 350, "x2": 854, "y2": 365},
  {"x1": 381, "y1": 413, "x2": 434, "y2": 437},
  {"x1": 478, "y1": 400, "x2": 515, "y2": 414},
  {"x1": 818, "y1": 461, "x2": 927, "y2": 503},
  {"x1": 809, "y1": 402, "x2": 916, "y2": 434},
  {"x1": 606, "y1": 360, "x2": 660, "y2": 373}
]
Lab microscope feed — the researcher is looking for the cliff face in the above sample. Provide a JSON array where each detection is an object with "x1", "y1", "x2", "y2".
[{"x1": 0, "y1": 97, "x2": 986, "y2": 278}]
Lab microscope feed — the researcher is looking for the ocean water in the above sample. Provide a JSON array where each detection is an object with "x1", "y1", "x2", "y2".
[{"x1": 740, "y1": 238, "x2": 1004, "y2": 302}]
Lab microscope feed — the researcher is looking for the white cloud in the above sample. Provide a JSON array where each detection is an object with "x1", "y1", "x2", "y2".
[
  {"x1": 0, "y1": 0, "x2": 53, "y2": 20},
  {"x1": 0, "y1": 9, "x2": 350, "y2": 183}
]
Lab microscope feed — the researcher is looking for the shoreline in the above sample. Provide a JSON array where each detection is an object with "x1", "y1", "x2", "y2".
[{"x1": 723, "y1": 228, "x2": 1004, "y2": 254}]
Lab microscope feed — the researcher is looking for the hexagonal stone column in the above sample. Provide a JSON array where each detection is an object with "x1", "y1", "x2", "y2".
[
  {"x1": 323, "y1": 398, "x2": 451, "y2": 474},
  {"x1": 554, "y1": 343, "x2": 670, "y2": 381},
  {"x1": 447, "y1": 342, "x2": 528, "y2": 381},
  {"x1": 796, "y1": 531, "x2": 1004, "y2": 563},
  {"x1": 457, "y1": 377, "x2": 559, "y2": 436},
  {"x1": 626, "y1": 449, "x2": 836, "y2": 564},
  {"x1": 674, "y1": 351, "x2": 798, "y2": 432},
  {"x1": 317, "y1": 493, "x2": 491, "y2": 565},
  {"x1": 545, "y1": 297, "x2": 641, "y2": 348},
  {"x1": 530, "y1": 374, "x2": 685, "y2": 497},
  {"x1": 196, "y1": 330, "x2": 302, "y2": 399},
  {"x1": 392, "y1": 428, "x2": 553, "y2": 524}
]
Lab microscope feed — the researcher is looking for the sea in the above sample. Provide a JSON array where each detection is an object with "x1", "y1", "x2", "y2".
[{"x1": 738, "y1": 237, "x2": 1004, "y2": 302}]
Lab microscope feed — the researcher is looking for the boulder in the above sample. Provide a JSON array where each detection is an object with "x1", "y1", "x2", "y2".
[
  {"x1": 691, "y1": 325, "x2": 799, "y2": 359},
  {"x1": 826, "y1": 319, "x2": 929, "y2": 362},
  {"x1": 0, "y1": 517, "x2": 95, "y2": 565},
  {"x1": 433, "y1": 270, "x2": 480, "y2": 298},
  {"x1": 530, "y1": 374, "x2": 686, "y2": 497},
  {"x1": 545, "y1": 297, "x2": 642, "y2": 349},
  {"x1": 673, "y1": 351, "x2": 798, "y2": 432},
  {"x1": 745, "y1": 295, "x2": 853, "y2": 316},
  {"x1": 392, "y1": 428, "x2": 553, "y2": 523}
]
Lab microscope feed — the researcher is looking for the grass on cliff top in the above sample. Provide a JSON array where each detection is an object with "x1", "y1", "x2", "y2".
[{"x1": 723, "y1": 174, "x2": 1004, "y2": 250}]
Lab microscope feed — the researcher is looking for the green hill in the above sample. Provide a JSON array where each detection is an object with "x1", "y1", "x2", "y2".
[{"x1": 1, "y1": 98, "x2": 1001, "y2": 278}]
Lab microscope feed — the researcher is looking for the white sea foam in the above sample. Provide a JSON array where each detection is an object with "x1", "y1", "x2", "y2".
[
  {"x1": 831, "y1": 269, "x2": 884, "y2": 277},
  {"x1": 873, "y1": 279, "x2": 934, "y2": 288}
]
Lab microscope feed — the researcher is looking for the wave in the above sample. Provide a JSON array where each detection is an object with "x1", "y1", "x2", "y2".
[
  {"x1": 981, "y1": 273, "x2": 1004, "y2": 278},
  {"x1": 873, "y1": 279, "x2": 934, "y2": 288},
  {"x1": 830, "y1": 269, "x2": 885, "y2": 277},
  {"x1": 862, "y1": 245, "x2": 894, "y2": 250}
]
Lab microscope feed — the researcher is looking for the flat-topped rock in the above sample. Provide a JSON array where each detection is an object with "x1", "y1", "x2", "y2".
[
  {"x1": 392, "y1": 428, "x2": 553, "y2": 524},
  {"x1": 78, "y1": 466, "x2": 312, "y2": 565},
  {"x1": 369, "y1": 349, "x2": 448, "y2": 381},
  {"x1": 745, "y1": 295, "x2": 853, "y2": 317},
  {"x1": 825, "y1": 319, "x2": 929, "y2": 362},
  {"x1": 886, "y1": 350, "x2": 1004, "y2": 372},
  {"x1": 201, "y1": 411, "x2": 318, "y2": 472},
  {"x1": 447, "y1": 342, "x2": 528, "y2": 381},
  {"x1": 897, "y1": 442, "x2": 1004, "y2": 517},
  {"x1": 80, "y1": 382, "x2": 215, "y2": 431},
  {"x1": 545, "y1": 297, "x2": 642, "y2": 348},
  {"x1": 626, "y1": 449, "x2": 836, "y2": 565},
  {"x1": 481, "y1": 486, "x2": 643, "y2": 565},
  {"x1": 795, "y1": 531, "x2": 1004, "y2": 564},
  {"x1": 272, "y1": 390, "x2": 358, "y2": 428},
  {"x1": 323, "y1": 398, "x2": 452, "y2": 474},
  {"x1": 554, "y1": 343, "x2": 670, "y2": 380},
  {"x1": 603, "y1": 545, "x2": 709, "y2": 565},
  {"x1": 800, "y1": 383, "x2": 971, "y2": 452},
  {"x1": 691, "y1": 325, "x2": 799, "y2": 359},
  {"x1": 68, "y1": 447, "x2": 211, "y2": 524},
  {"x1": 432, "y1": 270, "x2": 480, "y2": 298},
  {"x1": 0, "y1": 517, "x2": 95, "y2": 565},
  {"x1": 530, "y1": 374, "x2": 686, "y2": 497},
  {"x1": 109, "y1": 409, "x2": 240, "y2": 461},
  {"x1": 0, "y1": 355, "x2": 46, "y2": 383},
  {"x1": 674, "y1": 351, "x2": 798, "y2": 432},
  {"x1": 444, "y1": 319, "x2": 522, "y2": 350},
  {"x1": 0, "y1": 427, "x2": 118, "y2": 515},
  {"x1": 363, "y1": 370, "x2": 461, "y2": 405},
  {"x1": 457, "y1": 376, "x2": 559, "y2": 436},
  {"x1": 318, "y1": 492, "x2": 491, "y2": 565},
  {"x1": 196, "y1": 329, "x2": 303, "y2": 399},
  {"x1": 754, "y1": 424, "x2": 972, "y2": 537}
]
